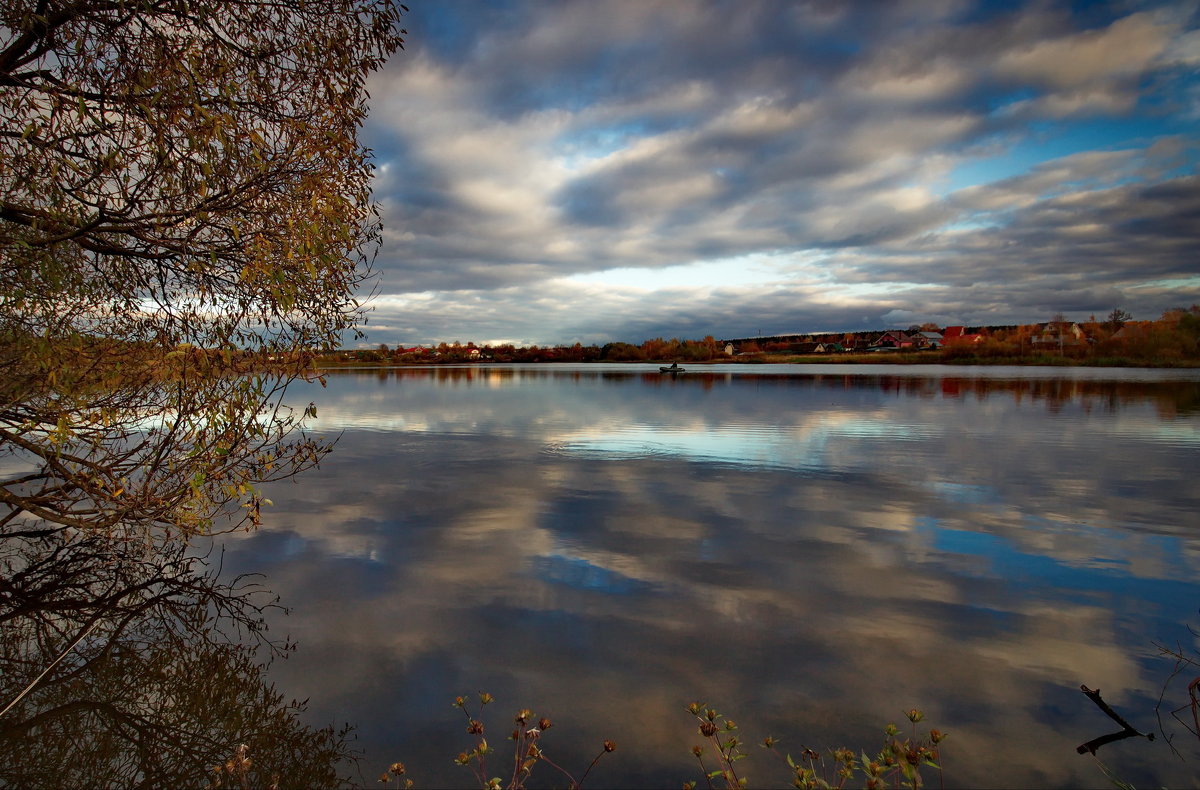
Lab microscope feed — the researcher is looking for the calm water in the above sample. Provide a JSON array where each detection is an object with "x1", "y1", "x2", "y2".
[{"x1": 226, "y1": 364, "x2": 1200, "y2": 788}]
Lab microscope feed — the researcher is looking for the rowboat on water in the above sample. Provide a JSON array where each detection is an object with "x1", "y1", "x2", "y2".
[{"x1": 659, "y1": 363, "x2": 684, "y2": 373}]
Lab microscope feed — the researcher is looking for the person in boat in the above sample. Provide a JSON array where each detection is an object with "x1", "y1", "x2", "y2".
[{"x1": 668, "y1": 361, "x2": 679, "y2": 369}]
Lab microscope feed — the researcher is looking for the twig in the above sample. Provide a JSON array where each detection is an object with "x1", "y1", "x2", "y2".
[
  {"x1": 1076, "y1": 685, "x2": 1154, "y2": 755},
  {"x1": 572, "y1": 742, "x2": 614, "y2": 789},
  {"x1": 0, "y1": 615, "x2": 103, "y2": 719},
  {"x1": 1180, "y1": 676, "x2": 1200, "y2": 744},
  {"x1": 1154, "y1": 643, "x2": 1188, "y2": 757},
  {"x1": 533, "y1": 752, "x2": 577, "y2": 788}
]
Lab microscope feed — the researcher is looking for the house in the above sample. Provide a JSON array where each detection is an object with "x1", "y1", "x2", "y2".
[
  {"x1": 869, "y1": 330, "x2": 914, "y2": 351},
  {"x1": 1030, "y1": 321, "x2": 1085, "y2": 347},
  {"x1": 942, "y1": 326, "x2": 986, "y2": 345},
  {"x1": 916, "y1": 331, "x2": 943, "y2": 349}
]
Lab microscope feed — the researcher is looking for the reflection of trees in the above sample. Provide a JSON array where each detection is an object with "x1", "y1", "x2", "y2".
[
  {"x1": 0, "y1": 529, "x2": 352, "y2": 789},
  {"x1": 0, "y1": 357, "x2": 354, "y2": 786},
  {"x1": 1, "y1": 344, "x2": 329, "y2": 542},
  {"x1": 0, "y1": 327, "x2": 353, "y2": 788},
  {"x1": 328, "y1": 367, "x2": 1200, "y2": 416},
  {"x1": 920, "y1": 376, "x2": 1200, "y2": 417},
  {"x1": 0, "y1": 346, "x2": 353, "y2": 789}
]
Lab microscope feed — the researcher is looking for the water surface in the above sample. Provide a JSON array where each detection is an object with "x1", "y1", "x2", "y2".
[{"x1": 228, "y1": 364, "x2": 1200, "y2": 788}]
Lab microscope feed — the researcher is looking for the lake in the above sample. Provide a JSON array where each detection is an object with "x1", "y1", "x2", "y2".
[{"x1": 225, "y1": 364, "x2": 1200, "y2": 788}]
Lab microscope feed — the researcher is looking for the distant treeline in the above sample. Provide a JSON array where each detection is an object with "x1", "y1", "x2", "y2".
[
  {"x1": 320, "y1": 306, "x2": 1200, "y2": 367},
  {"x1": 322, "y1": 336, "x2": 729, "y2": 364}
]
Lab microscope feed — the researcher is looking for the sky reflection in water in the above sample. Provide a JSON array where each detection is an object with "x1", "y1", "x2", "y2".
[{"x1": 227, "y1": 365, "x2": 1200, "y2": 789}]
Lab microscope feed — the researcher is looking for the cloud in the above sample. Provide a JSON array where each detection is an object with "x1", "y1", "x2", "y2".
[
  {"x1": 360, "y1": 139, "x2": 1199, "y2": 343},
  {"x1": 357, "y1": 0, "x2": 1200, "y2": 345},
  {"x1": 995, "y1": 13, "x2": 1170, "y2": 90}
]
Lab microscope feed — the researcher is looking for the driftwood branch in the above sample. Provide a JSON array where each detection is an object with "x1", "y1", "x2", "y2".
[{"x1": 1076, "y1": 684, "x2": 1154, "y2": 755}]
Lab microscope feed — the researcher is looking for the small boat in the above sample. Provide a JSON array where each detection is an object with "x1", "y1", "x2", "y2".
[{"x1": 659, "y1": 363, "x2": 685, "y2": 373}]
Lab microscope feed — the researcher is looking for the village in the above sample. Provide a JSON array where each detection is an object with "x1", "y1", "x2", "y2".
[{"x1": 322, "y1": 308, "x2": 1200, "y2": 366}]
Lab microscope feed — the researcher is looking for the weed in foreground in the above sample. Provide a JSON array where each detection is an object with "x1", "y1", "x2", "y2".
[
  {"x1": 683, "y1": 703, "x2": 946, "y2": 790},
  {"x1": 374, "y1": 695, "x2": 947, "y2": 789},
  {"x1": 378, "y1": 692, "x2": 615, "y2": 790}
]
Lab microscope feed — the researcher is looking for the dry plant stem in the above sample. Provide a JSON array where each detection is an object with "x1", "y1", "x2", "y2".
[
  {"x1": 472, "y1": 753, "x2": 487, "y2": 788},
  {"x1": 531, "y1": 751, "x2": 572, "y2": 787},
  {"x1": 692, "y1": 752, "x2": 715, "y2": 790},
  {"x1": 509, "y1": 734, "x2": 523, "y2": 787},
  {"x1": 711, "y1": 733, "x2": 743, "y2": 789},
  {"x1": 1154, "y1": 644, "x2": 1190, "y2": 756},
  {"x1": 1153, "y1": 636, "x2": 1200, "y2": 758},
  {"x1": 1184, "y1": 675, "x2": 1199, "y2": 722},
  {"x1": 696, "y1": 725, "x2": 739, "y2": 782},
  {"x1": 559, "y1": 747, "x2": 608, "y2": 789}
]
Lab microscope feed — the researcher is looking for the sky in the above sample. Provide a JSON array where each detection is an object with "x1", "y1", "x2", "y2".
[{"x1": 356, "y1": 0, "x2": 1200, "y2": 348}]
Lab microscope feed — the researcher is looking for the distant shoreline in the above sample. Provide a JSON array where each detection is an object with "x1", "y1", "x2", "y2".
[
  {"x1": 316, "y1": 352, "x2": 1200, "y2": 370},
  {"x1": 321, "y1": 313, "x2": 1200, "y2": 368}
]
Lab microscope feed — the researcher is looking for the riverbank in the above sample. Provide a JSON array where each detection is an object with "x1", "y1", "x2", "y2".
[
  {"x1": 315, "y1": 351, "x2": 1200, "y2": 369},
  {"x1": 746, "y1": 351, "x2": 1200, "y2": 367}
]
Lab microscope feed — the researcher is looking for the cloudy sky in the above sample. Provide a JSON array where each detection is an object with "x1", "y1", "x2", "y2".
[{"x1": 357, "y1": 0, "x2": 1200, "y2": 347}]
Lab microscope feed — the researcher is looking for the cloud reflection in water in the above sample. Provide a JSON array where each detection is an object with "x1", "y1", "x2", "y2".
[
  {"x1": 546, "y1": 415, "x2": 937, "y2": 473},
  {"x1": 227, "y1": 366, "x2": 1200, "y2": 789}
]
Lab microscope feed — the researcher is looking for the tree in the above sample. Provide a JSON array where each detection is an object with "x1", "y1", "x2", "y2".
[
  {"x1": 1, "y1": 7, "x2": 405, "y2": 769},
  {"x1": 1, "y1": 1, "x2": 406, "y2": 542},
  {"x1": 599, "y1": 342, "x2": 645, "y2": 361},
  {"x1": 1, "y1": 0, "x2": 406, "y2": 354},
  {"x1": 1106, "y1": 308, "x2": 1133, "y2": 332}
]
